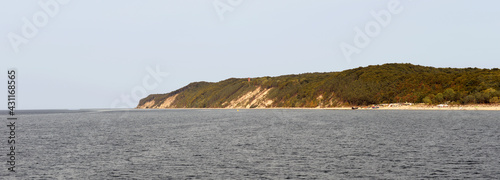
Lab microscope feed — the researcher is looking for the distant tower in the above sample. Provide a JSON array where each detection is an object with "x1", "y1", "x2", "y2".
[{"x1": 248, "y1": 77, "x2": 251, "y2": 82}]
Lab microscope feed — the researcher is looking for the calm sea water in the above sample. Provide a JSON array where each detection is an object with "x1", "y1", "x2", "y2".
[{"x1": 1, "y1": 109, "x2": 500, "y2": 179}]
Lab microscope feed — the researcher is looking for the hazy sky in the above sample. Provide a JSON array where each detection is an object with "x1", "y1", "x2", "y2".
[{"x1": 1, "y1": 0, "x2": 499, "y2": 109}]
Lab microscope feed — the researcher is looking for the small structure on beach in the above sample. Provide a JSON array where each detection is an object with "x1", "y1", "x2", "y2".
[
  {"x1": 389, "y1": 103, "x2": 401, "y2": 107},
  {"x1": 403, "y1": 102, "x2": 414, "y2": 106},
  {"x1": 437, "y1": 104, "x2": 449, "y2": 108}
]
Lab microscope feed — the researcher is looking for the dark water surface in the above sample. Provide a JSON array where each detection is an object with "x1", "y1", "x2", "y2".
[{"x1": 1, "y1": 109, "x2": 500, "y2": 179}]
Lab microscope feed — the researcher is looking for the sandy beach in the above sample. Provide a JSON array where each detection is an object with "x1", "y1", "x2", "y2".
[
  {"x1": 140, "y1": 104, "x2": 500, "y2": 111},
  {"x1": 332, "y1": 104, "x2": 500, "y2": 111}
]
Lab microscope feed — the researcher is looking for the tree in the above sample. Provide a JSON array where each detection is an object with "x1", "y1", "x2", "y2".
[
  {"x1": 475, "y1": 92, "x2": 487, "y2": 103},
  {"x1": 462, "y1": 95, "x2": 476, "y2": 104},
  {"x1": 434, "y1": 93, "x2": 444, "y2": 104},
  {"x1": 490, "y1": 97, "x2": 500, "y2": 104},
  {"x1": 443, "y1": 88, "x2": 456, "y2": 101},
  {"x1": 423, "y1": 96, "x2": 433, "y2": 104}
]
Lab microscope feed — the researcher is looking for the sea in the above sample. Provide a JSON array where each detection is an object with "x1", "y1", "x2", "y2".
[{"x1": 1, "y1": 109, "x2": 499, "y2": 179}]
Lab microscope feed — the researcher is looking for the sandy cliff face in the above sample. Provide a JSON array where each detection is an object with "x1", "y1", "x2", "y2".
[
  {"x1": 137, "y1": 87, "x2": 274, "y2": 109},
  {"x1": 137, "y1": 87, "x2": 342, "y2": 109},
  {"x1": 225, "y1": 87, "x2": 273, "y2": 108},
  {"x1": 158, "y1": 94, "x2": 179, "y2": 108},
  {"x1": 137, "y1": 100, "x2": 155, "y2": 109},
  {"x1": 137, "y1": 94, "x2": 179, "y2": 109}
]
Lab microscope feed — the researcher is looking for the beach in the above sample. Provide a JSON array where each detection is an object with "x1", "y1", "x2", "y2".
[
  {"x1": 138, "y1": 104, "x2": 500, "y2": 111},
  {"x1": 338, "y1": 104, "x2": 500, "y2": 111}
]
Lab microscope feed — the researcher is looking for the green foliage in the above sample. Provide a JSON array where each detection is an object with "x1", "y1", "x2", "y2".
[
  {"x1": 490, "y1": 97, "x2": 500, "y2": 104},
  {"x1": 138, "y1": 63, "x2": 500, "y2": 108},
  {"x1": 434, "y1": 93, "x2": 444, "y2": 104},
  {"x1": 443, "y1": 88, "x2": 456, "y2": 101},
  {"x1": 422, "y1": 96, "x2": 432, "y2": 104}
]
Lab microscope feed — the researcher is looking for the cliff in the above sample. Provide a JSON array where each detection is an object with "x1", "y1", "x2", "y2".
[{"x1": 137, "y1": 63, "x2": 500, "y2": 108}]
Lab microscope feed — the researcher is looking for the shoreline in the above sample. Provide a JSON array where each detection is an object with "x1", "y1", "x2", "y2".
[
  {"x1": 342, "y1": 105, "x2": 500, "y2": 111},
  {"x1": 136, "y1": 104, "x2": 500, "y2": 111}
]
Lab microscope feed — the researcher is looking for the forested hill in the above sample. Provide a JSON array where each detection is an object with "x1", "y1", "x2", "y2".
[{"x1": 137, "y1": 64, "x2": 500, "y2": 108}]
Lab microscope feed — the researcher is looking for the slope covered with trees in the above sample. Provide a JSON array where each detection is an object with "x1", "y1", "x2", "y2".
[{"x1": 137, "y1": 64, "x2": 500, "y2": 108}]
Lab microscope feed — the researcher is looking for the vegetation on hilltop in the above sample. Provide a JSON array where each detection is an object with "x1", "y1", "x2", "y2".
[{"x1": 138, "y1": 64, "x2": 500, "y2": 108}]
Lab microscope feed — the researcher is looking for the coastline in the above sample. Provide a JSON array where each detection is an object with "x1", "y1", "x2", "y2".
[
  {"x1": 339, "y1": 104, "x2": 500, "y2": 111},
  {"x1": 136, "y1": 104, "x2": 500, "y2": 111}
]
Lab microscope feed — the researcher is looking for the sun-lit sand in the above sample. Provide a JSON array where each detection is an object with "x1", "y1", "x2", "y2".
[
  {"x1": 151, "y1": 104, "x2": 500, "y2": 111},
  {"x1": 333, "y1": 104, "x2": 500, "y2": 111}
]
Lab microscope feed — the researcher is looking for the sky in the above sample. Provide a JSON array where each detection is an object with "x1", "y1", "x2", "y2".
[{"x1": 1, "y1": 0, "x2": 499, "y2": 110}]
